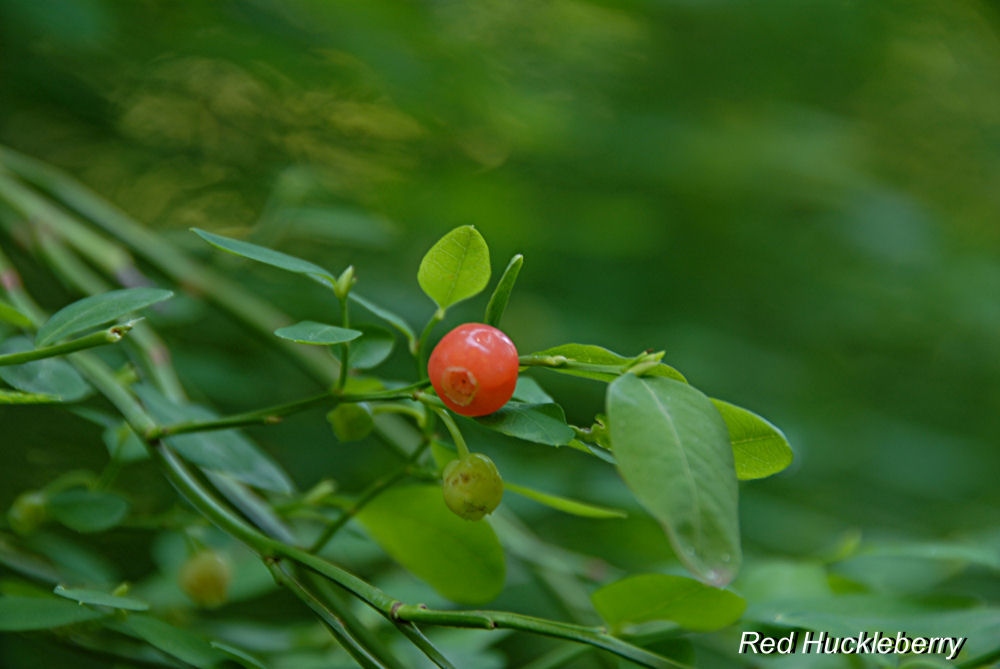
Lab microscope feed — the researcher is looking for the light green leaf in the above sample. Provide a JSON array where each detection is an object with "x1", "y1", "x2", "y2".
[
  {"x1": 0, "y1": 595, "x2": 107, "y2": 630},
  {"x1": 504, "y1": 481, "x2": 627, "y2": 519},
  {"x1": 35, "y1": 287, "x2": 172, "y2": 347},
  {"x1": 592, "y1": 573, "x2": 746, "y2": 631},
  {"x1": 0, "y1": 336, "x2": 90, "y2": 400},
  {"x1": 529, "y1": 343, "x2": 686, "y2": 383},
  {"x1": 474, "y1": 402, "x2": 574, "y2": 446},
  {"x1": 347, "y1": 323, "x2": 395, "y2": 369},
  {"x1": 0, "y1": 389, "x2": 62, "y2": 404},
  {"x1": 607, "y1": 375, "x2": 740, "y2": 586},
  {"x1": 192, "y1": 227, "x2": 336, "y2": 287},
  {"x1": 484, "y1": 254, "x2": 523, "y2": 327},
  {"x1": 418, "y1": 225, "x2": 491, "y2": 311},
  {"x1": 53, "y1": 585, "x2": 149, "y2": 611},
  {"x1": 711, "y1": 399, "x2": 793, "y2": 480},
  {"x1": 273, "y1": 321, "x2": 362, "y2": 345},
  {"x1": 0, "y1": 299, "x2": 32, "y2": 328},
  {"x1": 511, "y1": 376, "x2": 553, "y2": 404},
  {"x1": 134, "y1": 385, "x2": 294, "y2": 494},
  {"x1": 357, "y1": 485, "x2": 505, "y2": 604},
  {"x1": 112, "y1": 614, "x2": 227, "y2": 668},
  {"x1": 48, "y1": 489, "x2": 130, "y2": 533}
]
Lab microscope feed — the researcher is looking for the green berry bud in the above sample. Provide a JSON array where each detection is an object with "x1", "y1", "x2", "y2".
[
  {"x1": 327, "y1": 403, "x2": 374, "y2": 442},
  {"x1": 179, "y1": 550, "x2": 231, "y2": 608},
  {"x1": 442, "y1": 453, "x2": 503, "y2": 521},
  {"x1": 7, "y1": 490, "x2": 48, "y2": 535}
]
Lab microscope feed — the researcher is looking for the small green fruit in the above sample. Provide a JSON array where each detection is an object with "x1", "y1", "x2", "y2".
[
  {"x1": 7, "y1": 490, "x2": 48, "y2": 535},
  {"x1": 179, "y1": 550, "x2": 231, "y2": 608},
  {"x1": 327, "y1": 403, "x2": 375, "y2": 441},
  {"x1": 442, "y1": 453, "x2": 503, "y2": 521}
]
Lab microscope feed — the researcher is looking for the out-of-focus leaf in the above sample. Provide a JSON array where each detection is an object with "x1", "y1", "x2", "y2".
[
  {"x1": 0, "y1": 336, "x2": 90, "y2": 400},
  {"x1": 503, "y1": 481, "x2": 627, "y2": 519},
  {"x1": 102, "y1": 422, "x2": 148, "y2": 462},
  {"x1": 348, "y1": 293, "x2": 415, "y2": 347},
  {"x1": 346, "y1": 323, "x2": 394, "y2": 369},
  {"x1": 274, "y1": 321, "x2": 361, "y2": 345},
  {"x1": 48, "y1": 489, "x2": 130, "y2": 533},
  {"x1": 711, "y1": 398, "x2": 793, "y2": 480},
  {"x1": 592, "y1": 573, "x2": 746, "y2": 631},
  {"x1": 474, "y1": 402, "x2": 574, "y2": 446},
  {"x1": 112, "y1": 614, "x2": 228, "y2": 668},
  {"x1": 0, "y1": 299, "x2": 31, "y2": 328},
  {"x1": 418, "y1": 225, "x2": 491, "y2": 311},
  {"x1": 484, "y1": 253, "x2": 523, "y2": 327},
  {"x1": 53, "y1": 585, "x2": 149, "y2": 611},
  {"x1": 357, "y1": 485, "x2": 505, "y2": 604},
  {"x1": 608, "y1": 375, "x2": 740, "y2": 587},
  {"x1": 35, "y1": 287, "x2": 172, "y2": 346},
  {"x1": 0, "y1": 595, "x2": 106, "y2": 630},
  {"x1": 192, "y1": 227, "x2": 336, "y2": 287}
]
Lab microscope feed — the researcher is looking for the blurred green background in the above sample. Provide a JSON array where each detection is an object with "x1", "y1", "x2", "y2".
[{"x1": 2, "y1": 0, "x2": 1000, "y2": 666}]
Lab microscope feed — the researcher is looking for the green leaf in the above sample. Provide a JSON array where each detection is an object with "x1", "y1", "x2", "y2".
[
  {"x1": 35, "y1": 287, "x2": 172, "y2": 347},
  {"x1": 511, "y1": 376, "x2": 553, "y2": 404},
  {"x1": 0, "y1": 336, "x2": 90, "y2": 400},
  {"x1": 711, "y1": 399, "x2": 793, "y2": 481},
  {"x1": 503, "y1": 481, "x2": 627, "y2": 519},
  {"x1": 102, "y1": 422, "x2": 148, "y2": 463},
  {"x1": 348, "y1": 293, "x2": 415, "y2": 347},
  {"x1": 484, "y1": 254, "x2": 523, "y2": 327},
  {"x1": 135, "y1": 385, "x2": 293, "y2": 493},
  {"x1": 607, "y1": 375, "x2": 740, "y2": 586},
  {"x1": 591, "y1": 573, "x2": 746, "y2": 631},
  {"x1": 347, "y1": 323, "x2": 395, "y2": 369},
  {"x1": 0, "y1": 389, "x2": 62, "y2": 404},
  {"x1": 357, "y1": 484, "x2": 505, "y2": 604},
  {"x1": 273, "y1": 320, "x2": 362, "y2": 345},
  {"x1": 0, "y1": 595, "x2": 107, "y2": 630},
  {"x1": 211, "y1": 641, "x2": 267, "y2": 669},
  {"x1": 529, "y1": 343, "x2": 686, "y2": 383},
  {"x1": 0, "y1": 299, "x2": 32, "y2": 328},
  {"x1": 48, "y1": 489, "x2": 130, "y2": 533},
  {"x1": 192, "y1": 227, "x2": 336, "y2": 287},
  {"x1": 418, "y1": 225, "x2": 491, "y2": 311},
  {"x1": 474, "y1": 402, "x2": 574, "y2": 446},
  {"x1": 53, "y1": 585, "x2": 149, "y2": 611},
  {"x1": 112, "y1": 614, "x2": 227, "y2": 668}
]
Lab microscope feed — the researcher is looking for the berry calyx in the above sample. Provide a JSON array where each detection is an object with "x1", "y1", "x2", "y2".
[
  {"x1": 179, "y1": 549, "x2": 231, "y2": 608},
  {"x1": 427, "y1": 323, "x2": 518, "y2": 417},
  {"x1": 442, "y1": 453, "x2": 504, "y2": 521}
]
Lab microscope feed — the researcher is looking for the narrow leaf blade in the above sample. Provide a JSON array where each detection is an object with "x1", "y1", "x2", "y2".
[
  {"x1": 0, "y1": 336, "x2": 90, "y2": 400},
  {"x1": 711, "y1": 398, "x2": 793, "y2": 481},
  {"x1": 418, "y1": 225, "x2": 491, "y2": 311},
  {"x1": 54, "y1": 585, "x2": 149, "y2": 611},
  {"x1": 48, "y1": 489, "x2": 131, "y2": 533},
  {"x1": 0, "y1": 595, "x2": 106, "y2": 630},
  {"x1": 592, "y1": 573, "x2": 746, "y2": 631},
  {"x1": 608, "y1": 375, "x2": 741, "y2": 586},
  {"x1": 484, "y1": 254, "x2": 523, "y2": 327},
  {"x1": 0, "y1": 389, "x2": 62, "y2": 404},
  {"x1": 0, "y1": 299, "x2": 32, "y2": 328},
  {"x1": 35, "y1": 287, "x2": 172, "y2": 346},
  {"x1": 192, "y1": 227, "x2": 336, "y2": 287},
  {"x1": 273, "y1": 321, "x2": 362, "y2": 345}
]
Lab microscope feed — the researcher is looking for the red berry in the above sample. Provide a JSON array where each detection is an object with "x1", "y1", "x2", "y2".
[{"x1": 428, "y1": 323, "x2": 519, "y2": 417}]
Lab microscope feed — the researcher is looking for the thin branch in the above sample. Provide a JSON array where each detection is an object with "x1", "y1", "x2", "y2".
[{"x1": 0, "y1": 322, "x2": 136, "y2": 366}]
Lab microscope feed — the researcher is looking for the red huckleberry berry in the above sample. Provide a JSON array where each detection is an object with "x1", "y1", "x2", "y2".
[{"x1": 427, "y1": 323, "x2": 519, "y2": 417}]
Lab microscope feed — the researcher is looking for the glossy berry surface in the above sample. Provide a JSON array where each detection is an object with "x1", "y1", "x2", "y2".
[
  {"x1": 179, "y1": 550, "x2": 232, "y2": 608},
  {"x1": 427, "y1": 323, "x2": 518, "y2": 416},
  {"x1": 442, "y1": 453, "x2": 504, "y2": 521}
]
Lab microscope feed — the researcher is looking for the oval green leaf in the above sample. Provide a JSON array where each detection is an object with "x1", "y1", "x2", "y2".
[
  {"x1": 504, "y1": 481, "x2": 627, "y2": 519},
  {"x1": 0, "y1": 299, "x2": 32, "y2": 328},
  {"x1": 356, "y1": 484, "x2": 505, "y2": 604},
  {"x1": 347, "y1": 323, "x2": 395, "y2": 369},
  {"x1": 529, "y1": 343, "x2": 686, "y2": 383},
  {"x1": 192, "y1": 227, "x2": 336, "y2": 288},
  {"x1": 607, "y1": 375, "x2": 741, "y2": 587},
  {"x1": 511, "y1": 376, "x2": 553, "y2": 404},
  {"x1": 484, "y1": 253, "x2": 523, "y2": 327},
  {"x1": 54, "y1": 585, "x2": 149, "y2": 611},
  {"x1": 711, "y1": 398, "x2": 793, "y2": 481},
  {"x1": 0, "y1": 336, "x2": 90, "y2": 400},
  {"x1": 591, "y1": 573, "x2": 746, "y2": 631},
  {"x1": 474, "y1": 402, "x2": 574, "y2": 446},
  {"x1": 48, "y1": 489, "x2": 131, "y2": 533},
  {"x1": 0, "y1": 595, "x2": 107, "y2": 630},
  {"x1": 417, "y1": 225, "x2": 491, "y2": 311},
  {"x1": 35, "y1": 287, "x2": 173, "y2": 347},
  {"x1": 274, "y1": 320, "x2": 362, "y2": 345}
]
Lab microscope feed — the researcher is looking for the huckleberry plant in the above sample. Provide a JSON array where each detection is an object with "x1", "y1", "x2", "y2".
[{"x1": 0, "y1": 149, "x2": 794, "y2": 668}]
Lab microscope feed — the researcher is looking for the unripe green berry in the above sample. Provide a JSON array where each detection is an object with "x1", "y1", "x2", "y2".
[
  {"x1": 7, "y1": 490, "x2": 48, "y2": 535},
  {"x1": 442, "y1": 453, "x2": 503, "y2": 521},
  {"x1": 179, "y1": 550, "x2": 231, "y2": 608},
  {"x1": 327, "y1": 403, "x2": 374, "y2": 442}
]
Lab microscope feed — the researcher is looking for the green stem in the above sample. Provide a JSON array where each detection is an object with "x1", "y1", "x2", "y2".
[
  {"x1": 413, "y1": 308, "x2": 443, "y2": 377},
  {"x1": 338, "y1": 295, "x2": 351, "y2": 391},
  {"x1": 0, "y1": 323, "x2": 135, "y2": 366},
  {"x1": 393, "y1": 622, "x2": 457, "y2": 669},
  {"x1": 518, "y1": 354, "x2": 628, "y2": 376},
  {"x1": 309, "y1": 467, "x2": 411, "y2": 553},
  {"x1": 434, "y1": 408, "x2": 469, "y2": 458}
]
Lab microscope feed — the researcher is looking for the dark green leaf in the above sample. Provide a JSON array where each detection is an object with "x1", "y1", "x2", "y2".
[
  {"x1": 273, "y1": 320, "x2": 362, "y2": 345},
  {"x1": 135, "y1": 385, "x2": 294, "y2": 494},
  {"x1": 0, "y1": 336, "x2": 90, "y2": 400},
  {"x1": 504, "y1": 481, "x2": 627, "y2": 519},
  {"x1": 53, "y1": 585, "x2": 149, "y2": 611},
  {"x1": 711, "y1": 399, "x2": 793, "y2": 480},
  {"x1": 112, "y1": 614, "x2": 227, "y2": 668},
  {"x1": 608, "y1": 375, "x2": 740, "y2": 586},
  {"x1": 511, "y1": 376, "x2": 553, "y2": 404},
  {"x1": 0, "y1": 299, "x2": 32, "y2": 328},
  {"x1": 474, "y1": 402, "x2": 574, "y2": 446},
  {"x1": 357, "y1": 485, "x2": 505, "y2": 604},
  {"x1": 418, "y1": 225, "x2": 491, "y2": 311},
  {"x1": 347, "y1": 323, "x2": 395, "y2": 369},
  {"x1": 0, "y1": 595, "x2": 106, "y2": 630},
  {"x1": 35, "y1": 287, "x2": 172, "y2": 346},
  {"x1": 192, "y1": 227, "x2": 336, "y2": 287},
  {"x1": 48, "y1": 489, "x2": 130, "y2": 533},
  {"x1": 484, "y1": 253, "x2": 523, "y2": 327},
  {"x1": 211, "y1": 641, "x2": 267, "y2": 669},
  {"x1": 592, "y1": 573, "x2": 746, "y2": 631}
]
